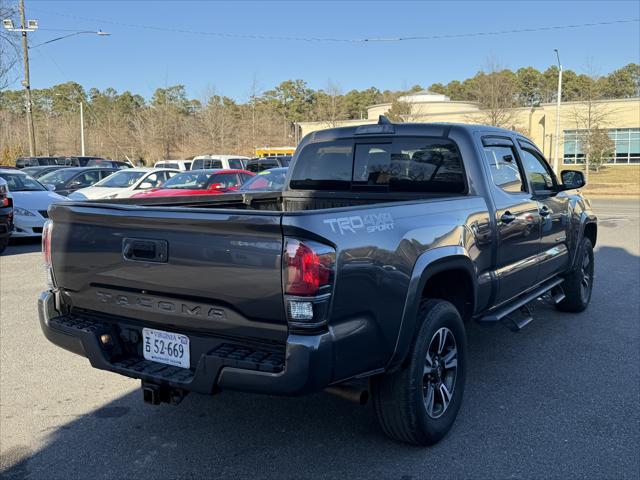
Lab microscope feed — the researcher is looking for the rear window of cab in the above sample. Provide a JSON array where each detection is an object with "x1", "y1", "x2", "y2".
[{"x1": 290, "y1": 137, "x2": 466, "y2": 193}]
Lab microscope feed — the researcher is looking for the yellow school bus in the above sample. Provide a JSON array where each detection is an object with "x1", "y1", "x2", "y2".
[{"x1": 255, "y1": 147, "x2": 296, "y2": 158}]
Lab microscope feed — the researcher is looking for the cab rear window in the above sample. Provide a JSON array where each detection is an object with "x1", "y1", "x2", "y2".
[{"x1": 290, "y1": 138, "x2": 465, "y2": 193}]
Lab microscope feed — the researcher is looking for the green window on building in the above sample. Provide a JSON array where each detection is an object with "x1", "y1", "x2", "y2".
[{"x1": 563, "y1": 128, "x2": 640, "y2": 165}]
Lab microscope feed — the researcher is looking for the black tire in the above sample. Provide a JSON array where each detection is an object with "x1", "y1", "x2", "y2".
[
  {"x1": 0, "y1": 237, "x2": 8, "y2": 255},
  {"x1": 556, "y1": 237, "x2": 594, "y2": 313},
  {"x1": 370, "y1": 299, "x2": 467, "y2": 446}
]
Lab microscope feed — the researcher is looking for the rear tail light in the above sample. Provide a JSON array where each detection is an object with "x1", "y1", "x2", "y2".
[
  {"x1": 283, "y1": 238, "x2": 335, "y2": 332},
  {"x1": 0, "y1": 185, "x2": 9, "y2": 207},
  {"x1": 42, "y1": 220, "x2": 53, "y2": 267},
  {"x1": 283, "y1": 238, "x2": 334, "y2": 296},
  {"x1": 42, "y1": 220, "x2": 56, "y2": 288}
]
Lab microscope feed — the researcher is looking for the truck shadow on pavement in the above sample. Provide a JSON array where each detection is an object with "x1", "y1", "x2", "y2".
[
  {"x1": 2, "y1": 237, "x2": 41, "y2": 256},
  {"x1": 2, "y1": 246, "x2": 639, "y2": 480}
]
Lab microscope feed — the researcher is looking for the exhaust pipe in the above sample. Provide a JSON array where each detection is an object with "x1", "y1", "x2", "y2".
[{"x1": 325, "y1": 385, "x2": 369, "y2": 405}]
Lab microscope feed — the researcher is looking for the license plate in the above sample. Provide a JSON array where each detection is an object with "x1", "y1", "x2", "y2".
[{"x1": 142, "y1": 328, "x2": 190, "y2": 369}]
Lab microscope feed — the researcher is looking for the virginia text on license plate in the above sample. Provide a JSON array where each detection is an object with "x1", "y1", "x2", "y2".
[{"x1": 142, "y1": 328, "x2": 190, "y2": 369}]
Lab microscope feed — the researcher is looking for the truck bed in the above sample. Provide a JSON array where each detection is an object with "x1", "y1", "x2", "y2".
[{"x1": 97, "y1": 190, "x2": 464, "y2": 212}]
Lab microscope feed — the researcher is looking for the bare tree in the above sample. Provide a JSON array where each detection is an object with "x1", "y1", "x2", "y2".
[
  {"x1": 566, "y1": 67, "x2": 617, "y2": 180},
  {"x1": 469, "y1": 60, "x2": 519, "y2": 128},
  {"x1": 325, "y1": 79, "x2": 342, "y2": 127},
  {"x1": 580, "y1": 128, "x2": 615, "y2": 172},
  {"x1": 247, "y1": 74, "x2": 261, "y2": 150}
]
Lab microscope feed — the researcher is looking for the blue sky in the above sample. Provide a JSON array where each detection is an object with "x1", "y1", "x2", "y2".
[{"x1": 14, "y1": 0, "x2": 640, "y2": 101}]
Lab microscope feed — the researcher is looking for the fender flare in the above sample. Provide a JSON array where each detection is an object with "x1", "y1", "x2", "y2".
[
  {"x1": 570, "y1": 217, "x2": 597, "y2": 270},
  {"x1": 385, "y1": 246, "x2": 476, "y2": 372}
]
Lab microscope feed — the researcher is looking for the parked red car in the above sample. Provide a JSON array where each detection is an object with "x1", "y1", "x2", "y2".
[{"x1": 131, "y1": 169, "x2": 254, "y2": 198}]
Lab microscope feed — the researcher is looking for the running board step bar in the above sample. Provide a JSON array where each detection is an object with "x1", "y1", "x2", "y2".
[
  {"x1": 504, "y1": 305, "x2": 533, "y2": 331},
  {"x1": 478, "y1": 277, "x2": 565, "y2": 329}
]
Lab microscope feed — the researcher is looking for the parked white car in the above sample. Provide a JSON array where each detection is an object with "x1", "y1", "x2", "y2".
[
  {"x1": 191, "y1": 155, "x2": 250, "y2": 170},
  {"x1": 154, "y1": 160, "x2": 192, "y2": 171},
  {"x1": 0, "y1": 168, "x2": 67, "y2": 237},
  {"x1": 68, "y1": 168, "x2": 179, "y2": 200}
]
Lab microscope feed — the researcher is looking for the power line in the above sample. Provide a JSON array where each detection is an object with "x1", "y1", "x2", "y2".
[{"x1": 27, "y1": 9, "x2": 640, "y2": 43}]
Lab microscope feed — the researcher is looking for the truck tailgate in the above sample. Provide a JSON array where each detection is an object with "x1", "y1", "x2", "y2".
[{"x1": 49, "y1": 202, "x2": 286, "y2": 343}]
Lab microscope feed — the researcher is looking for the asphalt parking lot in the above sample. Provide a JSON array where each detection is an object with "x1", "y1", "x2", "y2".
[{"x1": 1, "y1": 199, "x2": 638, "y2": 479}]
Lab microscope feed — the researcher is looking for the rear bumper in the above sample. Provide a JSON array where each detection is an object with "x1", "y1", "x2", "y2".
[{"x1": 38, "y1": 291, "x2": 333, "y2": 396}]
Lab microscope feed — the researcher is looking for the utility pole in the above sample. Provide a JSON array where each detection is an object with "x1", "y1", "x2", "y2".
[
  {"x1": 80, "y1": 101, "x2": 85, "y2": 156},
  {"x1": 19, "y1": 0, "x2": 36, "y2": 156},
  {"x1": 553, "y1": 49, "x2": 563, "y2": 173}
]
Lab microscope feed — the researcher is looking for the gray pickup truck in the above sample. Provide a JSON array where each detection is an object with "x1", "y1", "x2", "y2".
[{"x1": 39, "y1": 118, "x2": 597, "y2": 445}]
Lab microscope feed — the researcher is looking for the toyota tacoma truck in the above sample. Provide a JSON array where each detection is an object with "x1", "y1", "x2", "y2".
[{"x1": 38, "y1": 119, "x2": 597, "y2": 445}]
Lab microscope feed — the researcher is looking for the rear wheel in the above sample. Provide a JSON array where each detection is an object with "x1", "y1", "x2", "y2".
[
  {"x1": 0, "y1": 237, "x2": 8, "y2": 254},
  {"x1": 556, "y1": 237, "x2": 594, "y2": 312},
  {"x1": 370, "y1": 299, "x2": 467, "y2": 445}
]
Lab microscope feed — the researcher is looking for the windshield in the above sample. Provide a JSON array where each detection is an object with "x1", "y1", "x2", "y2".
[
  {"x1": 38, "y1": 169, "x2": 79, "y2": 186},
  {"x1": 95, "y1": 170, "x2": 146, "y2": 188},
  {"x1": 239, "y1": 169, "x2": 287, "y2": 191},
  {"x1": 161, "y1": 171, "x2": 217, "y2": 189},
  {"x1": 0, "y1": 173, "x2": 46, "y2": 192}
]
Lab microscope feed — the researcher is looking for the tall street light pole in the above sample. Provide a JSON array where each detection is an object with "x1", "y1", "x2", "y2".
[
  {"x1": 553, "y1": 49, "x2": 563, "y2": 173},
  {"x1": 19, "y1": 0, "x2": 37, "y2": 156},
  {"x1": 54, "y1": 93, "x2": 86, "y2": 156},
  {"x1": 80, "y1": 100, "x2": 85, "y2": 156}
]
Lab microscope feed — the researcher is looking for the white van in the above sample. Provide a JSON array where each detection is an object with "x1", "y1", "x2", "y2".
[
  {"x1": 154, "y1": 160, "x2": 192, "y2": 171},
  {"x1": 191, "y1": 155, "x2": 250, "y2": 170}
]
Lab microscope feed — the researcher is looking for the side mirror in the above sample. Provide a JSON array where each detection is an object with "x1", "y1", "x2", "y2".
[
  {"x1": 45, "y1": 184, "x2": 56, "y2": 191},
  {"x1": 560, "y1": 170, "x2": 586, "y2": 190},
  {"x1": 138, "y1": 182, "x2": 153, "y2": 189},
  {"x1": 208, "y1": 183, "x2": 223, "y2": 190}
]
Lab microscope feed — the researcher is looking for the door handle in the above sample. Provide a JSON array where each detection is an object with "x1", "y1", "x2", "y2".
[
  {"x1": 539, "y1": 206, "x2": 551, "y2": 217},
  {"x1": 500, "y1": 212, "x2": 516, "y2": 224}
]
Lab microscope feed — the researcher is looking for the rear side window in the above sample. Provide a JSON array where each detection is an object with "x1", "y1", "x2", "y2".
[
  {"x1": 73, "y1": 171, "x2": 101, "y2": 187},
  {"x1": 228, "y1": 159, "x2": 244, "y2": 169},
  {"x1": 483, "y1": 145, "x2": 525, "y2": 194},
  {"x1": 245, "y1": 162, "x2": 259, "y2": 173},
  {"x1": 290, "y1": 138, "x2": 465, "y2": 193},
  {"x1": 192, "y1": 159, "x2": 222, "y2": 170},
  {"x1": 260, "y1": 159, "x2": 279, "y2": 170}
]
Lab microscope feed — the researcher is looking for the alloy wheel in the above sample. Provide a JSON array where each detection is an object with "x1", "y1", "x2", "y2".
[{"x1": 423, "y1": 327, "x2": 458, "y2": 419}]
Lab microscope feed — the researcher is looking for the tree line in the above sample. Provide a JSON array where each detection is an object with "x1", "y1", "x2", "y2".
[{"x1": 0, "y1": 63, "x2": 637, "y2": 164}]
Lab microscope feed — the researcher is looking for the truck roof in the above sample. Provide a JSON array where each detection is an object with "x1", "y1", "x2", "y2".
[{"x1": 306, "y1": 120, "x2": 518, "y2": 143}]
